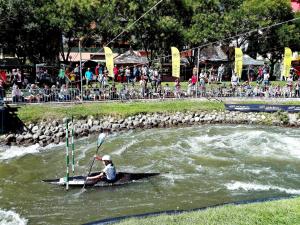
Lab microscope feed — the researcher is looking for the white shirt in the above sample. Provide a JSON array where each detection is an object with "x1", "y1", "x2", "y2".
[
  {"x1": 103, "y1": 163, "x2": 116, "y2": 180},
  {"x1": 263, "y1": 73, "x2": 269, "y2": 81}
]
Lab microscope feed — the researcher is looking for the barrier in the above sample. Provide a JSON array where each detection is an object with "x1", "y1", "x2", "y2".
[
  {"x1": 225, "y1": 104, "x2": 300, "y2": 113},
  {"x1": 3, "y1": 84, "x2": 300, "y2": 104}
]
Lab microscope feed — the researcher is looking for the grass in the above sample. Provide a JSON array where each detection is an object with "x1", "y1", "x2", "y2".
[
  {"x1": 15, "y1": 98, "x2": 300, "y2": 124},
  {"x1": 115, "y1": 197, "x2": 300, "y2": 225},
  {"x1": 16, "y1": 100, "x2": 224, "y2": 123}
]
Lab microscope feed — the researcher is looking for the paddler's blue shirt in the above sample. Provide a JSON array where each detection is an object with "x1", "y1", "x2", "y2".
[{"x1": 103, "y1": 163, "x2": 116, "y2": 181}]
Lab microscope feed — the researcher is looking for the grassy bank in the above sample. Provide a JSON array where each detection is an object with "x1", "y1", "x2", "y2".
[
  {"x1": 15, "y1": 99, "x2": 300, "y2": 124},
  {"x1": 16, "y1": 100, "x2": 224, "y2": 123},
  {"x1": 115, "y1": 197, "x2": 300, "y2": 225}
]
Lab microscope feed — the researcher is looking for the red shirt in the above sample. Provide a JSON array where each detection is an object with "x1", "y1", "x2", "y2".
[
  {"x1": 191, "y1": 75, "x2": 197, "y2": 84},
  {"x1": 113, "y1": 67, "x2": 119, "y2": 76},
  {"x1": 0, "y1": 71, "x2": 7, "y2": 82}
]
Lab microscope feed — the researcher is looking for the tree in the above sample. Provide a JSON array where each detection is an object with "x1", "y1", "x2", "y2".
[{"x1": 107, "y1": 0, "x2": 193, "y2": 64}]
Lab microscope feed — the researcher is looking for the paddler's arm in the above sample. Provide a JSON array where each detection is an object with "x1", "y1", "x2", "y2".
[{"x1": 86, "y1": 172, "x2": 104, "y2": 180}]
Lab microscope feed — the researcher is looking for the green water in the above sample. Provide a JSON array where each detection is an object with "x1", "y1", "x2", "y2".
[{"x1": 0, "y1": 125, "x2": 300, "y2": 225}]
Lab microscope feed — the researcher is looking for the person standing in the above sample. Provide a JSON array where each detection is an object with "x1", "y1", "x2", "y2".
[
  {"x1": 263, "y1": 72, "x2": 270, "y2": 87},
  {"x1": 286, "y1": 75, "x2": 293, "y2": 97},
  {"x1": 217, "y1": 64, "x2": 225, "y2": 82},
  {"x1": 85, "y1": 68, "x2": 93, "y2": 86},
  {"x1": 125, "y1": 66, "x2": 131, "y2": 84},
  {"x1": 119, "y1": 65, "x2": 124, "y2": 83},
  {"x1": 295, "y1": 79, "x2": 300, "y2": 97},
  {"x1": 133, "y1": 65, "x2": 140, "y2": 82},
  {"x1": 113, "y1": 65, "x2": 119, "y2": 82}
]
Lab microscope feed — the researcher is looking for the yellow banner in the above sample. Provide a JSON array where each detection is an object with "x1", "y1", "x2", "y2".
[
  {"x1": 234, "y1": 48, "x2": 243, "y2": 78},
  {"x1": 171, "y1": 47, "x2": 180, "y2": 78},
  {"x1": 283, "y1": 47, "x2": 292, "y2": 78},
  {"x1": 104, "y1": 47, "x2": 114, "y2": 78}
]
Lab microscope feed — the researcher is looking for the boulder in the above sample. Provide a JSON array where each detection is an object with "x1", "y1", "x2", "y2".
[
  {"x1": 24, "y1": 133, "x2": 33, "y2": 140},
  {"x1": 5, "y1": 134, "x2": 16, "y2": 143},
  {"x1": 32, "y1": 126, "x2": 39, "y2": 133}
]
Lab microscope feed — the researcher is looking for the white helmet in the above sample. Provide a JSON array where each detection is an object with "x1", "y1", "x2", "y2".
[{"x1": 101, "y1": 155, "x2": 111, "y2": 161}]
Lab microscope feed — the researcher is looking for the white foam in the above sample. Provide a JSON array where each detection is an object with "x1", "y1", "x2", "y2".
[
  {"x1": 0, "y1": 144, "x2": 41, "y2": 160},
  {"x1": 184, "y1": 127, "x2": 300, "y2": 160},
  {"x1": 225, "y1": 181, "x2": 300, "y2": 195},
  {"x1": 112, "y1": 139, "x2": 139, "y2": 156},
  {"x1": 0, "y1": 209, "x2": 27, "y2": 225}
]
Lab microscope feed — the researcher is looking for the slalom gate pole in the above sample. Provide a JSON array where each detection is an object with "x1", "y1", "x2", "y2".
[
  {"x1": 65, "y1": 119, "x2": 69, "y2": 190},
  {"x1": 71, "y1": 116, "x2": 75, "y2": 175}
]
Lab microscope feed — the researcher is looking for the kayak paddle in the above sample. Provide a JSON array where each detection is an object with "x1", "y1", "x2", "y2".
[{"x1": 83, "y1": 133, "x2": 106, "y2": 189}]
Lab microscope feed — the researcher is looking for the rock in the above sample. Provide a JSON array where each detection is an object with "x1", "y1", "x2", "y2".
[
  {"x1": 39, "y1": 140, "x2": 46, "y2": 147},
  {"x1": 44, "y1": 130, "x2": 51, "y2": 136},
  {"x1": 88, "y1": 119, "x2": 93, "y2": 127},
  {"x1": 16, "y1": 135, "x2": 24, "y2": 143},
  {"x1": 51, "y1": 120, "x2": 58, "y2": 127},
  {"x1": 93, "y1": 120, "x2": 100, "y2": 126},
  {"x1": 39, "y1": 135, "x2": 46, "y2": 140},
  {"x1": 112, "y1": 124, "x2": 120, "y2": 130},
  {"x1": 133, "y1": 121, "x2": 141, "y2": 127},
  {"x1": 195, "y1": 117, "x2": 200, "y2": 122},
  {"x1": 90, "y1": 126, "x2": 102, "y2": 132},
  {"x1": 5, "y1": 134, "x2": 16, "y2": 143},
  {"x1": 56, "y1": 132, "x2": 64, "y2": 138},
  {"x1": 103, "y1": 122, "x2": 111, "y2": 129},
  {"x1": 24, "y1": 133, "x2": 33, "y2": 140},
  {"x1": 32, "y1": 126, "x2": 39, "y2": 133},
  {"x1": 82, "y1": 124, "x2": 89, "y2": 130},
  {"x1": 33, "y1": 134, "x2": 40, "y2": 140}
]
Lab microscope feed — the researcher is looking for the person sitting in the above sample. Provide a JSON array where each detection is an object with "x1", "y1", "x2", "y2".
[
  {"x1": 86, "y1": 155, "x2": 116, "y2": 182},
  {"x1": 12, "y1": 84, "x2": 24, "y2": 103}
]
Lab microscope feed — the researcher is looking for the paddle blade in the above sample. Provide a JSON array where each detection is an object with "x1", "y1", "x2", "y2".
[{"x1": 97, "y1": 133, "x2": 106, "y2": 147}]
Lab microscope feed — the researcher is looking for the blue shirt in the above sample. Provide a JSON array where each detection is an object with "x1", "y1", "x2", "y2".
[{"x1": 85, "y1": 71, "x2": 93, "y2": 80}]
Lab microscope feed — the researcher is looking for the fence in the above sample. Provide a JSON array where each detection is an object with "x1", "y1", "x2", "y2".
[{"x1": 3, "y1": 83, "x2": 300, "y2": 104}]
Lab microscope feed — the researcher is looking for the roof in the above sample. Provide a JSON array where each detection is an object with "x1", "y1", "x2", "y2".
[
  {"x1": 199, "y1": 46, "x2": 228, "y2": 62},
  {"x1": 60, "y1": 52, "x2": 118, "y2": 62},
  {"x1": 243, "y1": 54, "x2": 264, "y2": 66},
  {"x1": 114, "y1": 50, "x2": 149, "y2": 65}
]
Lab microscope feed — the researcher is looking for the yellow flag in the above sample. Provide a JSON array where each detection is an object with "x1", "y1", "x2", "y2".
[
  {"x1": 104, "y1": 47, "x2": 114, "y2": 78},
  {"x1": 171, "y1": 47, "x2": 180, "y2": 78},
  {"x1": 283, "y1": 47, "x2": 292, "y2": 78},
  {"x1": 234, "y1": 48, "x2": 243, "y2": 78}
]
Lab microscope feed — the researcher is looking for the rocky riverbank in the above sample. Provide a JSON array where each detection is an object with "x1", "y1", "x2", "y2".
[{"x1": 1, "y1": 111, "x2": 300, "y2": 147}]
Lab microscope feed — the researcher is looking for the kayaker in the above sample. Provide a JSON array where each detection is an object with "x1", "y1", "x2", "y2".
[{"x1": 86, "y1": 155, "x2": 116, "y2": 182}]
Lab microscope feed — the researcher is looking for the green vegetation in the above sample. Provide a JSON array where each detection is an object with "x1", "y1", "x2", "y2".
[
  {"x1": 16, "y1": 100, "x2": 224, "y2": 123},
  {"x1": 116, "y1": 197, "x2": 300, "y2": 225},
  {"x1": 16, "y1": 99, "x2": 300, "y2": 124},
  {"x1": 1, "y1": 0, "x2": 299, "y2": 66}
]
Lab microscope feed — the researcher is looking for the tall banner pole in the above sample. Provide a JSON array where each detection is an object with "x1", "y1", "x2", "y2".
[
  {"x1": 71, "y1": 116, "x2": 75, "y2": 175},
  {"x1": 79, "y1": 40, "x2": 83, "y2": 102},
  {"x1": 65, "y1": 119, "x2": 69, "y2": 190},
  {"x1": 196, "y1": 47, "x2": 200, "y2": 98}
]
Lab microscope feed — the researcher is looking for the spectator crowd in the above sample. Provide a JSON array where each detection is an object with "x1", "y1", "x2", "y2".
[{"x1": 0, "y1": 62, "x2": 299, "y2": 104}]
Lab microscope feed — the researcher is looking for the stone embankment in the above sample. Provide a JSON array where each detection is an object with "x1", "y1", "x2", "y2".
[{"x1": 1, "y1": 111, "x2": 299, "y2": 147}]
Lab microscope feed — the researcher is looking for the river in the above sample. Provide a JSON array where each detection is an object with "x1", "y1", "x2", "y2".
[{"x1": 0, "y1": 125, "x2": 300, "y2": 225}]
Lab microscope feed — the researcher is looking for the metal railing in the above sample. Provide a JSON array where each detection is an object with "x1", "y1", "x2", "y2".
[{"x1": 4, "y1": 84, "x2": 300, "y2": 104}]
